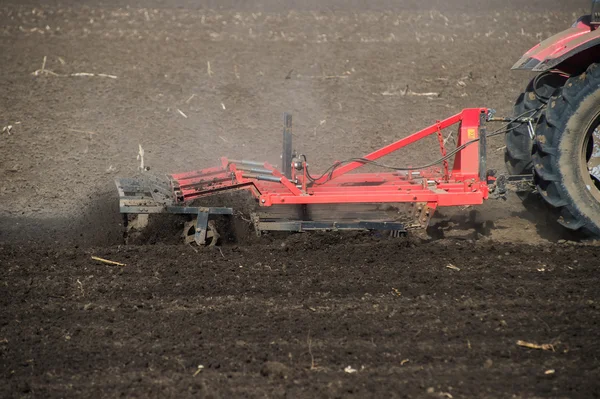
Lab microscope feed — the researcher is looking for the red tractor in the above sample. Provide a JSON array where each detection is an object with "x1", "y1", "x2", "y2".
[{"x1": 507, "y1": 0, "x2": 600, "y2": 236}]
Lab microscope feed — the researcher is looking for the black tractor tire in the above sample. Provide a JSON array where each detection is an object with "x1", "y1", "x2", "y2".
[
  {"x1": 505, "y1": 73, "x2": 567, "y2": 175},
  {"x1": 532, "y1": 63, "x2": 600, "y2": 237}
]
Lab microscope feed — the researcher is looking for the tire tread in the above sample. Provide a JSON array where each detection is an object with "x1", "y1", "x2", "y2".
[{"x1": 532, "y1": 64, "x2": 600, "y2": 236}]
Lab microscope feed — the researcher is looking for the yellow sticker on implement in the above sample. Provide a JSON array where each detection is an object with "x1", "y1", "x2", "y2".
[{"x1": 467, "y1": 128, "x2": 476, "y2": 139}]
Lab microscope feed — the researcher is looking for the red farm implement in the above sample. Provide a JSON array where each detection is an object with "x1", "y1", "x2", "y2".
[
  {"x1": 117, "y1": 2, "x2": 600, "y2": 243},
  {"x1": 116, "y1": 108, "x2": 531, "y2": 245}
]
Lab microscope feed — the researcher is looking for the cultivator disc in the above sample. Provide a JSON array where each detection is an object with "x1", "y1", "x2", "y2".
[{"x1": 182, "y1": 218, "x2": 220, "y2": 246}]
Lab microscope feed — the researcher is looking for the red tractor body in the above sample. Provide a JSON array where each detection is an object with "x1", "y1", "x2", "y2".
[{"x1": 513, "y1": 17, "x2": 600, "y2": 74}]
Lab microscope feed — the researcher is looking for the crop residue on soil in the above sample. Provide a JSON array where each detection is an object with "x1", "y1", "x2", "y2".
[
  {"x1": 1, "y1": 238, "x2": 600, "y2": 398},
  {"x1": 1, "y1": 0, "x2": 599, "y2": 398}
]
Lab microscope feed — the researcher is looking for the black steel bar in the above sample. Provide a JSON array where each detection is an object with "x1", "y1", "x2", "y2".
[
  {"x1": 194, "y1": 211, "x2": 209, "y2": 245},
  {"x1": 242, "y1": 174, "x2": 282, "y2": 182},
  {"x1": 282, "y1": 113, "x2": 293, "y2": 179},
  {"x1": 479, "y1": 111, "x2": 487, "y2": 183},
  {"x1": 256, "y1": 220, "x2": 406, "y2": 232},
  {"x1": 235, "y1": 166, "x2": 274, "y2": 174},
  {"x1": 119, "y1": 206, "x2": 165, "y2": 214},
  {"x1": 487, "y1": 117, "x2": 533, "y2": 123},
  {"x1": 165, "y1": 206, "x2": 233, "y2": 215}
]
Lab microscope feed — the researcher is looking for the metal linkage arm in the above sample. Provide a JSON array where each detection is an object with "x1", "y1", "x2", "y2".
[{"x1": 311, "y1": 109, "x2": 487, "y2": 184}]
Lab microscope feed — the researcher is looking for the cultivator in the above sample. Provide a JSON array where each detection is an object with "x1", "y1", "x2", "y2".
[{"x1": 116, "y1": 108, "x2": 529, "y2": 245}]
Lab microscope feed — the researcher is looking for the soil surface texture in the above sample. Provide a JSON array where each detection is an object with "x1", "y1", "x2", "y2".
[{"x1": 1, "y1": 0, "x2": 599, "y2": 398}]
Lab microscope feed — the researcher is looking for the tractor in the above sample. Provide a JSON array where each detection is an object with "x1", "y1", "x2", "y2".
[{"x1": 507, "y1": 0, "x2": 600, "y2": 236}]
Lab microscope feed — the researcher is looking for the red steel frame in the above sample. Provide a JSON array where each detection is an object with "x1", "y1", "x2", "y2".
[{"x1": 170, "y1": 108, "x2": 490, "y2": 214}]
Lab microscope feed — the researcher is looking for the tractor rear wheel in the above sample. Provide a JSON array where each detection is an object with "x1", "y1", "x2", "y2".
[
  {"x1": 532, "y1": 63, "x2": 600, "y2": 236},
  {"x1": 505, "y1": 73, "x2": 567, "y2": 175}
]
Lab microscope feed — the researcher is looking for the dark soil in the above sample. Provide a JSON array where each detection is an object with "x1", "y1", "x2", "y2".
[
  {"x1": 2, "y1": 238, "x2": 600, "y2": 398},
  {"x1": 2, "y1": 0, "x2": 600, "y2": 398}
]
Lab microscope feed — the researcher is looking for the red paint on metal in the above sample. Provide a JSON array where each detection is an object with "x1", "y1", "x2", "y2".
[
  {"x1": 513, "y1": 20, "x2": 600, "y2": 71},
  {"x1": 435, "y1": 121, "x2": 449, "y2": 180},
  {"x1": 168, "y1": 109, "x2": 490, "y2": 211}
]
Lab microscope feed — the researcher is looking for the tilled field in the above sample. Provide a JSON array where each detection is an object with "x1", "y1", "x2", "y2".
[
  {"x1": 1, "y1": 236, "x2": 600, "y2": 398},
  {"x1": 2, "y1": 0, "x2": 600, "y2": 397}
]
